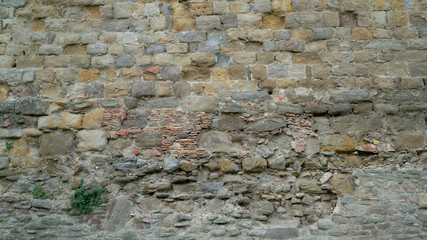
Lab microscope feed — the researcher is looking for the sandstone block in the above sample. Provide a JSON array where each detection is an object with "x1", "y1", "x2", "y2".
[
  {"x1": 77, "y1": 130, "x2": 107, "y2": 152},
  {"x1": 321, "y1": 134, "x2": 356, "y2": 152},
  {"x1": 78, "y1": 70, "x2": 98, "y2": 82},
  {"x1": 173, "y1": 18, "x2": 195, "y2": 32},
  {"x1": 38, "y1": 116, "x2": 59, "y2": 129},
  {"x1": 243, "y1": 155, "x2": 267, "y2": 172},
  {"x1": 39, "y1": 132, "x2": 74, "y2": 156},
  {"x1": 196, "y1": 16, "x2": 221, "y2": 30},
  {"x1": 92, "y1": 55, "x2": 114, "y2": 68},
  {"x1": 263, "y1": 15, "x2": 284, "y2": 30},
  {"x1": 39, "y1": 45, "x2": 63, "y2": 55},
  {"x1": 190, "y1": 52, "x2": 216, "y2": 67},
  {"x1": 59, "y1": 113, "x2": 83, "y2": 130},
  {"x1": 182, "y1": 66, "x2": 210, "y2": 81},
  {"x1": 180, "y1": 161, "x2": 199, "y2": 172},
  {"x1": 237, "y1": 14, "x2": 262, "y2": 28},
  {"x1": 330, "y1": 174, "x2": 355, "y2": 194},
  {"x1": 279, "y1": 40, "x2": 305, "y2": 52},
  {"x1": 83, "y1": 110, "x2": 103, "y2": 129},
  {"x1": 189, "y1": 2, "x2": 212, "y2": 15},
  {"x1": 105, "y1": 83, "x2": 129, "y2": 98},
  {"x1": 268, "y1": 65, "x2": 288, "y2": 78},
  {"x1": 254, "y1": 0, "x2": 272, "y2": 13}
]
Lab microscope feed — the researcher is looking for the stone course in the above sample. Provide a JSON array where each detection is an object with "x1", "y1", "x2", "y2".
[{"x1": 0, "y1": 0, "x2": 426, "y2": 239}]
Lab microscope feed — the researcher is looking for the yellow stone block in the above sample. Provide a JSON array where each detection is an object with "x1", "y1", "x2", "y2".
[
  {"x1": 78, "y1": 70, "x2": 99, "y2": 82},
  {"x1": 213, "y1": 67, "x2": 229, "y2": 82},
  {"x1": 263, "y1": 15, "x2": 284, "y2": 30}
]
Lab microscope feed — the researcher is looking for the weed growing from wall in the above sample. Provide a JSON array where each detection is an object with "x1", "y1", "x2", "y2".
[{"x1": 70, "y1": 179, "x2": 108, "y2": 215}]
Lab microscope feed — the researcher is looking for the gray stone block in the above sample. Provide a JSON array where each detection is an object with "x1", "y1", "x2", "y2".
[
  {"x1": 273, "y1": 30, "x2": 291, "y2": 40},
  {"x1": 231, "y1": 91, "x2": 270, "y2": 102},
  {"x1": 207, "y1": 31, "x2": 227, "y2": 43},
  {"x1": 39, "y1": 132, "x2": 74, "y2": 156},
  {"x1": 279, "y1": 40, "x2": 305, "y2": 52},
  {"x1": 365, "y1": 40, "x2": 405, "y2": 51},
  {"x1": 179, "y1": 31, "x2": 206, "y2": 43},
  {"x1": 268, "y1": 65, "x2": 288, "y2": 78},
  {"x1": 216, "y1": 53, "x2": 230, "y2": 67},
  {"x1": 0, "y1": 102, "x2": 14, "y2": 113},
  {"x1": 313, "y1": 28, "x2": 333, "y2": 40},
  {"x1": 146, "y1": 44, "x2": 166, "y2": 55},
  {"x1": 131, "y1": 81, "x2": 156, "y2": 98},
  {"x1": 135, "y1": 132, "x2": 163, "y2": 148},
  {"x1": 85, "y1": 82, "x2": 104, "y2": 98},
  {"x1": 0, "y1": 129, "x2": 22, "y2": 139},
  {"x1": 38, "y1": 45, "x2": 63, "y2": 55},
  {"x1": 254, "y1": 0, "x2": 272, "y2": 13},
  {"x1": 115, "y1": 55, "x2": 136, "y2": 68},
  {"x1": 221, "y1": 14, "x2": 238, "y2": 28},
  {"x1": 15, "y1": 98, "x2": 50, "y2": 116},
  {"x1": 197, "y1": 42, "x2": 220, "y2": 53},
  {"x1": 263, "y1": 41, "x2": 279, "y2": 52},
  {"x1": 102, "y1": 19, "x2": 130, "y2": 32},
  {"x1": 161, "y1": 66, "x2": 181, "y2": 82},
  {"x1": 1, "y1": 0, "x2": 27, "y2": 7},
  {"x1": 87, "y1": 44, "x2": 108, "y2": 56}
]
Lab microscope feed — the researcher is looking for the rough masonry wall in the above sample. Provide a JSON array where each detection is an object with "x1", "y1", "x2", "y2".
[{"x1": 0, "y1": 0, "x2": 426, "y2": 239}]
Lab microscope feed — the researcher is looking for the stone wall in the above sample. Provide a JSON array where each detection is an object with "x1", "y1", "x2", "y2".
[{"x1": 0, "y1": 0, "x2": 426, "y2": 239}]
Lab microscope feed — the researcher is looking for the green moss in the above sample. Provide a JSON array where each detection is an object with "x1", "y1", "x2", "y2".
[{"x1": 33, "y1": 185, "x2": 49, "y2": 200}]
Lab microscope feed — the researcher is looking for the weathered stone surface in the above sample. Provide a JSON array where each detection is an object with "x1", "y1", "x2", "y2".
[
  {"x1": 251, "y1": 201, "x2": 274, "y2": 215},
  {"x1": 164, "y1": 157, "x2": 181, "y2": 173},
  {"x1": 198, "y1": 131, "x2": 232, "y2": 153},
  {"x1": 131, "y1": 82, "x2": 156, "y2": 98},
  {"x1": 330, "y1": 174, "x2": 355, "y2": 194},
  {"x1": 252, "y1": 117, "x2": 287, "y2": 132},
  {"x1": 231, "y1": 91, "x2": 270, "y2": 102},
  {"x1": 394, "y1": 132, "x2": 424, "y2": 150},
  {"x1": 77, "y1": 130, "x2": 107, "y2": 152},
  {"x1": 135, "y1": 132, "x2": 163, "y2": 148},
  {"x1": 183, "y1": 95, "x2": 218, "y2": 112},
  {"x1": 104, "y1": 198, "x2": 133, "y2": 232},
  {"x1": 59, "y1": 113, "x2": 83, "y2": 130},
  {"x1": 39, "y1": 132, "x2": 74, "y2": 156},
  {"x1": 242, "y1": 155, "x2": 267, "y2": 172},
  {"x1": 332, "y1": 89, "x2": 371, "y2": 103},
  {"x1": 218, "y1": 115, "x2": 246, "y2": 131},
  {"x1": 15, "y1": 99, "x2": 50, "y2": 116},
  {"x1": 266, "y1": 228, "x2": 299, "y2": 239},
  {"x1": 267, "y1": 155, "x2": 286, "y2": 170}
]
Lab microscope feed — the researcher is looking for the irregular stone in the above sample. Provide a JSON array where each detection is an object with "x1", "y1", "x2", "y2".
[
  {"x1": 114, "y1": 162, "x2": 137, "y2": 172},
  {"x1": 242, "y1": 155, "x2": 267, "y2": 172},
  {"x1": 330, "y1": 174, "x2": 355, "y2": 194},
  {"x1": 180, "y1": 160, "x2": 198, "y2": 172},
  {"x1": 231, "y1": 91, "x2": 270, "y2": 102},
  {"x1": 419, "y1": 193, "x2": 427, "y2": 208},
  {"x1": 251, "y1": 117, "x2": 287, "y2": 132},
  {"x1": 267, "y1": 155, "x2": 286, "y2": 170},
  {"x1": 161, "y1": 67, "x2": 181, "y2": 82},
  {"x1": 115, "y1": 55, "x2": 136, "y2": 68},
  {"x1": 321, "y1": 134, "x2": 356, "y2": 153},
  {"x1": 163, "y1": 157, "x2": 180, "y2": 173},
  {"x1": 83, "y1": 110, "x2": 103, "y2": 129},
  {"x1": 394, "y1": 132, "x2": 424, "y2": 150},
  {"x1": 251, "y1": 201, "x2": 274, "y2": 215},
  {"x1": 332, "y1": 89, "x2": 371, "y2": 103},
  {"x1": 15, "y1": 99, "x2": 50, "y2": 116},
  {"x1": 0, "y1": 129, "x2": 22, "y2": 139},
  {"x1": 217, "y1": 158, "x2": 241, "y2": 173},
  {"x1": 135, "y1": 132, "x2": 163, "y2": 148},
  {"x1": 296, "y1": 179, "x2": 325, "y2": 194},
  {"x1": 218, "y1": 115, "x2": 245, "y2": 131},
  {"x1": 77, "y1": 130, "x2": 108, "y2": 152},
  {"x1": 131, "y1": 82, "x2": 156, "y2": 98},
  {"x1": 38, "y1": 116, "x2": 59, "y2": 129},
  {"x1": 266, "y1": 228, "x2": 299, "y2": 239},
  {"x1": 201, "y1": 182, "x2": 222, "y2": 192},
  {"x1": 365, "y1": 40, "x2": 405, "y2": 51},
  {"x1": 183, "y1": 95, "x2": 218, "y2": 112},
  {"x1": 104, "y1": 198, "x2": 133, "y2": 232},
  {"x1": 59, "y1": 113, "x2": 83, "y2": 130},
  {"x1": 221, "y1": 102, "x2": 246, "y2": 113},
  {"x1": 39, "y1": 132, "x2": 74, "y2": 156},
  {"x1": 179, "y1": 31, "x2": 206, "y2": 42},
  {"x1": 198, "y1": 131, "x2": 232, "y2": 153}
]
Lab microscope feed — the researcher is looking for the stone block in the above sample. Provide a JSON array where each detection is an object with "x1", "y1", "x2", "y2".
[
  {"x1": 135, "y1": 132, "x2": 163, "y2": 148},
  {"x1": 279, "y1": 40, "x2": 305, "y2": 52},
  {"x1": 39, "y1": 132, "x2": 74, "y2": 156},
  {"x1": 242, "y1": 156, "x2": 267, "y2": 172},
  {"x1": 313, "y1": 28, "x2": 333, "y2": 40},
  {"x1": 15, "y1": 98, "x2": 50, "y2": 116},
  {"x1": 0, "y1": 84, "x2": 10, "y2": 101},
  {"x1": 85, "y1": 82, "x2": 104, "y2": 98},
  {"x1": 251, "y1": 117, "x2": 287, "y2": 132},
  {"x1": 182, "y1": 66, "x2": 210, "y2": 81},
  {"x1": 218, "y1": 115, "x2": 245, "y2": 131},
  {"x1": 87, "y1": 43, "x2": 108, "y2": 56},
  {"x1": 173, "y1": 17, "x2": 195, "y2": 32},
  {"x1": 292, "y1": 53, "x2": 321, "y2": 64},
  {"x1": 332, "y1": 89, "x2": 371, "y2": 103},
  {"x1": 91, "y1": 55, "x2": 114, "y2": 68},
  {"x1": 161, "y1": 66, "x2": 181, "y2": 82},
  {"x1": 38, "y1": 45, "x2": 63, "y2": 55},
  {"x1": 387, "y1": 11, "x2": 407, "y2": 27},
  {"x1": 189, "y1": 2, "x2": 212, "y2": 15},
  {"x1": 340, "y1": 12, "x2": 357, "y2": 28},
  {"x1": 38, "y1": 116, "x2": 59, "y2": 129},
  {"x1": 102, "y1": 19, "x2": 130, "y2": 32},
  {"x1": 251, "y1": 65, "x2": 267, "y2": 80},
  {"x1": 78, "y1": 70, "x2": 98, "y2": 82},
  {"x1": 394, "y1": 132, "x2": 424, "y2": 150},
  {"x1": 130, "y1": 81, "x2": 155, "y2": 98},
  {"x1": 83, "y1": 110, "x2": 103, "y2": 129},
  {"x1": 221, "y1": 14, "x2": 238, "y2": 28},
  {"x1": 183, "y1": 95, "x2": 218, "y2": 112},
  {"x1": 179, "y1": 31, "x2": 206, "y2": 43},
  {"x1": 196, "y1": 16, "x2": 221, "y2": 30},
  {"x1": 237, "y1": 14, "x2": 262, "y2": 28},
  {"x1": 191, "y1": 52, "x2": 216, "y2": 67},
  {"x1": 330, "y1": 174, "x2": 355, "y2": 194},
  {"x1": 254, "y1": 0, "x2": 272, "y2": 13},
  {"x1": 266, "y1": 228, "x2": 299, "y2": 239},
  {"x1": 0, "y1": 56, "x2": 15, "y2": 68},
  {"x1": 352, "y1": 28, "x2": 375, "y2": 40},
  {"x1": 197, "y1": 42, "x2": 220, "y2": 53},
  {"x1": 365, "y1": 40, "x2": 405, "y2": 51},
  {"x1": 77, "y1": 130, "x2": 107, "y2": 152},
  {"x1": 231, "y1": 53, "x2": 256, "y2": 65},
  {"x1": 268, "y1": 65, "x2": 288, "y2": 78},
  {"x1": 114, "y1": 3, "x2": 133, "y2": 19},
  {"x1": 150, "y1": 16, "x2": 167, "y2": 31},
  {"x1": 59, "y1": 113, "x2": 83, "y2": 130},
  {"x1": 0, "y1": 129, "x2": 22, "y2": 139},
  {"x1": 321, "y1": 134, "x2": 356, "y2": 152},
  {"x1": 115, "y1": 55, "x2": 136, "y2": 68},
  {"x1": 408, "y1": 62, "x2": 427, "y2": 76},
  {"x1": 231, "y1": 91, "x2": 270, "y2": 102}
]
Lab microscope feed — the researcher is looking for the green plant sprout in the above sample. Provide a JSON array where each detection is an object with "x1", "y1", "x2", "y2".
[
  {"x1": 5, "y1": 141, "x2": 13, "y2": 151},
  {"x1": 70, "y1": 179, "x2": 108, "y2": 215},
  {"x1": 33, "y1": 185, "x2": 49, "y2": 200}
]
